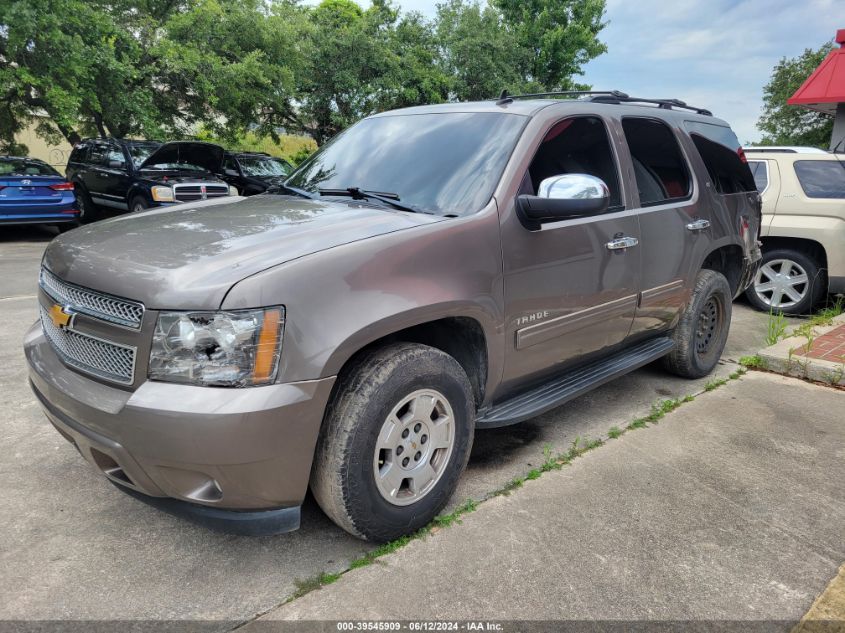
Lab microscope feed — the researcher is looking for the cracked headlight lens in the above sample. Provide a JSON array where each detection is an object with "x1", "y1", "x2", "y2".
[{"x1": 149, "y1": 307, "x2": 284, "y2": 386}]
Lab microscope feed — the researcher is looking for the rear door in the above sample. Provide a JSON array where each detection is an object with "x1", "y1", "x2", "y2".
[{"x1": 618, "y1": 116, "x2": 700, "y2": 337}]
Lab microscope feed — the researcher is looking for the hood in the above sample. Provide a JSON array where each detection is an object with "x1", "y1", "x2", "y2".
[
  {"x1": 43, "y1": 195, "x2": 444, "y2": 310},
  {"x1": 139, "y1": 141, "x2": 224, "y2": 173}
]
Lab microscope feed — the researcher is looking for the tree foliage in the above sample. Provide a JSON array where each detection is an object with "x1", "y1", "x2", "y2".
[
  {"x1": 757, "y1": 43, "x2": 835, "y2": 148},
  {"x1": 0, "y1": 0, "x2": 609, "y2": 150}
]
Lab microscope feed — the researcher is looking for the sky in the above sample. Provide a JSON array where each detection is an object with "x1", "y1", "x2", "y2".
[{"x1": 305, "y1": 0, "x2": 842, "y2": 142}]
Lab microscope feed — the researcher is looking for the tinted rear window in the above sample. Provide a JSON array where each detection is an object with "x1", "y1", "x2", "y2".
[
  {"x1": 0, "y1": 159, "x2": 60, "y2": 176},
  {"x1": 794, "y1": 160, "x2": 845, "y2": 199},
  {"x1": 685, "y1": 121, "x2": 756, "y2": 194}
]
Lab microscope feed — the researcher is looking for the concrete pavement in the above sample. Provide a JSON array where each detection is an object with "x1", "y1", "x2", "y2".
[{"x1": 254, "y1": 372, "x2": 845, "y2": 624}]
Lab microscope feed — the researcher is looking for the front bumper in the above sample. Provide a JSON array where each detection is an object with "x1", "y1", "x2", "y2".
[{"x1": 24, "y1": 321, "x2": 335, "y2": 532}]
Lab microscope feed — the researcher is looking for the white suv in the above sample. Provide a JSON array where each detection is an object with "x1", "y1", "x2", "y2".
[{"x1": 744, "y1": 147, "x2": 845, "y2": 315}]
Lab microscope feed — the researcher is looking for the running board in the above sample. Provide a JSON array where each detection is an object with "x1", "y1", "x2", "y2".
[{"x1": 475, "y1": 337, "x2": 674, "y2": 428}]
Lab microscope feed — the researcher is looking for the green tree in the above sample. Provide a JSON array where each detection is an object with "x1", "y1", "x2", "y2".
[
  {"x1": 435, "y1": 0, "x2": 525, "y2": 101},
  {"x1": 0, "y1": 0, "x2": 303, "y2": 148},
  {"x1": 492, "y1": 0, "x2": 607, "y2": 91},
  {"x1": 758, "y1": 43, "x2": 835, "y2": 147}
]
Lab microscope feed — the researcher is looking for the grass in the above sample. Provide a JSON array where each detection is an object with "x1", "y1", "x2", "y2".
[
  {"x1": 740, "y1": 354, "x2": 766, "y2": 369},
  {"x1": 194, "y1": 128, "x2": 317, "y2": 164},
  {"x1": 765, "y1": 308, "x2": 788, "y2": 346},
  {"x1": 285, "y1": 364, "x2": 750, "y2": 604}
]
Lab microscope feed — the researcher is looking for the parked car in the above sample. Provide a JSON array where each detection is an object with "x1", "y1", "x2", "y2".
[
  {"x1": 744, "y1": 147, "x2": 845, "y2": 314},
  {"x1": 66, "y1": 139, "x2": 233, "y2": 222},
  {"x1": 218, "y1": 151, "x2": 294, "y2": 196},
  {"x1": 25, "y1": 92, "x2": 760, "y2": 542},
  {"x1": 0, "y1": 156, "x2": 78, "y2": 230}
]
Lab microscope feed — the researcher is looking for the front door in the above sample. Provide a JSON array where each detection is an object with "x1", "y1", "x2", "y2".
[{"x1": 500, "y1": 115, "x2": 641, "y2": 393}]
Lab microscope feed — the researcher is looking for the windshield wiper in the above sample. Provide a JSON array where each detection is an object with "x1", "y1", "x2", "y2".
[
  {"x1": 267, "y1": 182, "x2": 316, "y2": 199},
  {"x1": 318, "y1": 187, "x2": 427, "y2": 214}
]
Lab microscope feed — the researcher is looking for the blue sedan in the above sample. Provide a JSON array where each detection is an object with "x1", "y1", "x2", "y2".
[{"x1": 0, "y1": 157, "x2": 79, "y2": 230}]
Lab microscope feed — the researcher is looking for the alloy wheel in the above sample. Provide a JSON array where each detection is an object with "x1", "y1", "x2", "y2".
[
  {"x1": 373, "y1": 389, "x2": 455, "y2": 506},
  {"x1": 753, "y1": 258, "x2": 809, "y2": 310}
]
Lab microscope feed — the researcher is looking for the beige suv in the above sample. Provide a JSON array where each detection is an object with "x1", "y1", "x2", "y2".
[{"x1": 745, "y1": 147, "x2": 845, "y2": 314}]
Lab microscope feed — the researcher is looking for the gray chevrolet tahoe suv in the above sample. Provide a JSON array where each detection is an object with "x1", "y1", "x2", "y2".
[{"x1": 24, "y1": 92, "x2": 761, "y2": 542}]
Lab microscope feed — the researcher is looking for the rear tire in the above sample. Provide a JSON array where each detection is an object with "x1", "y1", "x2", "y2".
[
  {"x1": 310, "y1": 343, "x2": 475, "y2": 542},
  {"x1": 664, "y1": 269, "x2": 732, "y2": 379},
  {"x1": 745, "y1": 248, "x2": 823, "y2": 316},
  {"x1": 75, "y1": 185, "x2": 99, "y2": 223}
]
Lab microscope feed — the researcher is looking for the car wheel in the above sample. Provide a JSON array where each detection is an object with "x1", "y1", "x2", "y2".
[
  {"x1": 663, "y1": 269, "x2": 732, "y2": 379},
  {"x1": 744, "y1": 249, "x2": 823, "y2": 316},
  {"x1": 75, "y1": 186, "x2": 99, "y2": 223},
  {"x1": 311, "y1": 343, "x2": 475, "y2": 542},
  {"x1": 130, "y1": 195, "x2": 149, "y2": 213}
]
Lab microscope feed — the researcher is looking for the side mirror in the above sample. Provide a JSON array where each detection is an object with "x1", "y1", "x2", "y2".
[
  {"x1": 108, "y1": 159, "x2": 126, "y2": 170},
  {"x1": 224, "y1": 168, "x2": 239, "y2": 177},
  {"x1": 517, "y1": 174, "x2": 610, "y2": 229}
]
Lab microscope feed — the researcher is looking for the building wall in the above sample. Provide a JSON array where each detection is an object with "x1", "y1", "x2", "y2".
[{"x1": 14, "y1": 121, "x2": 73, "y2": 172}]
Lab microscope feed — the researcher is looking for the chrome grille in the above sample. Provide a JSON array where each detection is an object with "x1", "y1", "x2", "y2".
[
  {"x1": 40, "y1": 268, "x2": 144, "y2": 329},
  {"x1": 40, "y1": 306, "x2": 136, "y2": 385},
  {"x1": 173, "y1": 183, "x2": 230, "y2": 202}
]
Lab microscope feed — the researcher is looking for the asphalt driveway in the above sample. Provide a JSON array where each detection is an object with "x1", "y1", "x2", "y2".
[{"x1": 0, "y1": 225, "x2": 800, "y2": 625}]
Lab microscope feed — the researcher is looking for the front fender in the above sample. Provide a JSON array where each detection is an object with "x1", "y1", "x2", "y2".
[{"x1": 221, "y1": 206, "x2": 506, "y2": 392}]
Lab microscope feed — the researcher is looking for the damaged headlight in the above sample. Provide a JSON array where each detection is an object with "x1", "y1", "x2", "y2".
[{"x1": 149, "y1": 307, "x2": 285, "y2": 387}]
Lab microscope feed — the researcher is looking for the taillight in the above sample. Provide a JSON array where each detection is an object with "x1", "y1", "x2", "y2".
[
  {"x1": 737, "y1": 147, "x2": 747, "y2": 164},
  {"x1": 49, "y1": 182, "x2": 75, "y2": 191}
]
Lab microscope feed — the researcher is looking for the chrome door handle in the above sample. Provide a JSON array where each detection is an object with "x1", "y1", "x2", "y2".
[
  {"x1": 605, "y1": 236, "x2": 639, "y2": 250},
  {"x1": 686, "y1": 218, "x2": 711, "y2": 231}
]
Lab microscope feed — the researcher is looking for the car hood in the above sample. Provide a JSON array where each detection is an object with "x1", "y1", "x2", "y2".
[
  {"x1": 136, "y1": 169, "x2": 223, "y2": 183},
  {"x1": 139, "y1": 141, "x2": 224, "y2": 173},
  {"x1": 43, "y1": 195, "x2": 444, "y2": 310}
]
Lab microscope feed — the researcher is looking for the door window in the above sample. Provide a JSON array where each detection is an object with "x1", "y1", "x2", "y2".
[
  {"x1": 794, "y1": 160, "x2": 845, "y2": 199},
  {"x1": 622, "y1": 117, "x2": 691, "y2": 206},
  {"x1": 88, "y1": 143, "x2": 110, "y2": 167},
  {"x1": 748, "y1": 160, "x2": 769, "y2": 193},
  {"x1": 524, "y1": 116, "x2": 623, "y2": 210}
]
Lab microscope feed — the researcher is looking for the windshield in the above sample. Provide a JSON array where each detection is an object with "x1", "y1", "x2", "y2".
[
  {"x1": 239, "y1": 156, "x2": 291, "y2": 177},
  {"x1": 0, "y1": 159, "x2": 60, "y2": 177},
  {"x1": 127, "y1": 143, "x2": 160, "y2": 168},
  {"x1": 286, "y1": 112, "x2": 526, "y2": 216}
]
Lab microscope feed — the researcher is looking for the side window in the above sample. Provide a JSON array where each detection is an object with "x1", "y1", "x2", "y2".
[
  {"x1": 105, "y1": 146, "x2": 125, "y2": 168},
  {"x1": 69, "y1": 143, "x2": 89, "y2": 164},
  {"x1": 224, "y1": 156, "x2": 239, "y2": 173},
  {"x1": 88, "y1": 143, "x2": 109, "y2": 167},
  {"x1": 684, "y1": 121, "x2": 756, "y2": 194},
  {"x1": 621, "y1": 117, "x2": 691, "y2": 206},
  {"x1": 748, "y1": 160, "x2": 769, "y2": 193},
  {"x1": 524, "y1": 116, "x2": 623, "y2": 210},
  {"x1": 794, "y1": 161, "x2": 845, "y2": 199}
]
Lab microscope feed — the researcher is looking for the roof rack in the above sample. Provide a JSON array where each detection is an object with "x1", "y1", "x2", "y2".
[{"x1": 495, "y1": 90, "x2": 712, "y2": 116}]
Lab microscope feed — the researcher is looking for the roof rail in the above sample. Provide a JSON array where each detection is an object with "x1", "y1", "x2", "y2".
[
  {"x1": 495, "y1": 90, "x2": 712, "y2": 116},
  {"x1": 496, "y1": 90, "x2": 629, "y2": 105}
]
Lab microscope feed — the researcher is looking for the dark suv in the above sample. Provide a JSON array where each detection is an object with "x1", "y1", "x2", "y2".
[
  {"x1": 217, "y1": 151, "x2": 294, "y2": 196},
  {"x1": 27, "y1": 92, "x2": 761, "y2": 542},
  {"x1": 66, "y1": 139, "x2": 232, "y2": 222}
]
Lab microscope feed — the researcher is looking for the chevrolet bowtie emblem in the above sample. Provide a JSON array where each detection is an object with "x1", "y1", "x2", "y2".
[{"x1": 48, "y1": 304, "x2": 75, "y2": 329}]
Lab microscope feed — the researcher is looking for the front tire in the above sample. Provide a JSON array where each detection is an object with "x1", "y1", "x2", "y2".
[
  {"x1": 664, "y1": 269, "x2": 732, "y2": 379},
  {"x1": 130, "y1": 195, "x2": 149, "y2": 213},
  {"x1": 311, "y1": 343, "x2": 475, "y2": 542},
  {"x1": 745, "y1": 248, "x2": 824, "y2": 316}
]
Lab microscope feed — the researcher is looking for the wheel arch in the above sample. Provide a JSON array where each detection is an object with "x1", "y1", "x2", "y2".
[
  {"x1": 699, "y1": 243, "x2": 745, "y2": 296},
  {"x1": 758, "y1": 236, "x2": 828, "y2": 272},
  {"x1": 325, "y1": 314, "x2": 491, "y2": 410}
]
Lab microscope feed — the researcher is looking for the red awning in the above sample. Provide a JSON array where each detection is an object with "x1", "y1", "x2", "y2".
[{"x1": 787, "y1": 29, "x2": 845, "y2": 115}]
